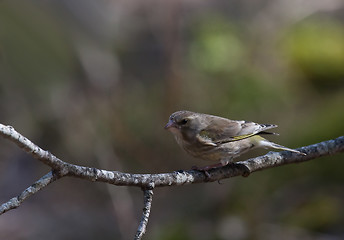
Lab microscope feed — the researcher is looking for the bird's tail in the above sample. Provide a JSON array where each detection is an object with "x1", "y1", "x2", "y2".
[{"x1": 260, "y1": 139, "x2": 306, "y2": 155}]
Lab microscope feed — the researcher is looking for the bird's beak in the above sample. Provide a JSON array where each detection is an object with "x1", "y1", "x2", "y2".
[{"x1": 164, "y1": 120, "x2": 175, "y2": 130}]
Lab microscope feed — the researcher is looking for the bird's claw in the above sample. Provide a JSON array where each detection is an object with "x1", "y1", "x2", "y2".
[{"x1": 191, "y1": 165, "x2": 212, "y2": 179}]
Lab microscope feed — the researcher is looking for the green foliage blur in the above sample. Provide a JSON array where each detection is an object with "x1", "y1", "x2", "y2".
[{"x1": 0, "y1": 1, "x2": 343, "y2": 240}]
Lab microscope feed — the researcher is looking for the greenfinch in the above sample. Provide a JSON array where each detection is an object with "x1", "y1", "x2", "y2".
[{"x1": 165, "y1": 110, "x2": 306, "y2": 170}]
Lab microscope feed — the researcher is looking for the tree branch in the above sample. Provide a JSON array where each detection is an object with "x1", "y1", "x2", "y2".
[
  {"x1": 1, "y1": 123, "x2": 343, "y2": 238},
  {"x1": 0, "y1": 171, "x2": 60, "y2": 215},
  {"x1": 135, "y1": 188, "x2": 154, "y2": 240},
  {"x1": 1, "y1": 124, "x2": 343, "y2": 188},
  {"x1": 0, "y1": 124, "x2": 69, "y2": 173}
]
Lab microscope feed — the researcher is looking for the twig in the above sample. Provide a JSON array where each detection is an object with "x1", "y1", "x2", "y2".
[
  {"x1": 0, "y1": 124, "x2": 68, "y2": 172},
  {"x1": 0, "y1": 171, "x2": 60, "y2": 215},
  {"x1": 135, "y1": 187, "x2": 154, "y2": 240}
]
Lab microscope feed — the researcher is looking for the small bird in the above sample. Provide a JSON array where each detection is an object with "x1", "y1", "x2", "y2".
[{"x1": 165, "y1": 110, "x2": 306, "y2": 170}]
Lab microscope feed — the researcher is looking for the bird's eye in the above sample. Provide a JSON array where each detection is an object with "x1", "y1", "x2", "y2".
[{"x1": 180, "y1": 119, "x2": 188, "y2": 125}]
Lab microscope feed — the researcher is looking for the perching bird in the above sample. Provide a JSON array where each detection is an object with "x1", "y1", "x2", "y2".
[{"x1": 165, "y1": 110, "x2": 306, "y2": 170}]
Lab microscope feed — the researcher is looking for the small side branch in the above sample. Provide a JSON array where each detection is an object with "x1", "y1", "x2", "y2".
[
  {"x1": 0, "y1": 171, "x2": 60, "y2": 215},
  {"x1": 135, "y1": 188, "x2": 154, "y2": 240}
]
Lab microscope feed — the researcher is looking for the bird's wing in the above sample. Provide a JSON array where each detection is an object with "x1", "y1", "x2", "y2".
[{"x1": 199, "y1": 117, "x2": 277, "y2": 144}]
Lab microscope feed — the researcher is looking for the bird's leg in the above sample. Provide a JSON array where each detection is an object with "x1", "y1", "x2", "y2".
[
  {"x1": 191, "y1": 165, "x2": 212, "y2": 178},
  {"x1": 192, "y1": 160, "x2": 231, "y2": 178},
  {"x1": 192, "y1": 162, "x2": 226, "y2": 171}
]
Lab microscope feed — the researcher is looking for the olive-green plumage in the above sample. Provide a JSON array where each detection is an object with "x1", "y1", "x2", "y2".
[{"x1": 165, "y1": 110, "x2": 305, "y2": 167}]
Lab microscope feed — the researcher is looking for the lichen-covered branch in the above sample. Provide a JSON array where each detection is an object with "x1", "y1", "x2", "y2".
[
  {"x1": 0, "y1": 171, "x2": 60, "y2": 215},
  {"x1": 135, "y1": 188, "x2": 154, "y2": 240},
  {"x1": 0, "y1": 124, "x2": 69, "y2": 173},
  {"x1": 0, "y1": 123, "x2": 343, "y2": 239},
  {"x1": 1, "y1": 124, "x2": 343, "y2": 189}
]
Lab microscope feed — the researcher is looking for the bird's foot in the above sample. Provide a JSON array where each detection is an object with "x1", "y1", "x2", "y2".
[
  {"x1": 191, "y1": 162, "x2": 228, "y2": 179},
  {"x1": 191, "y1": 166, "x2": 211, "y2": 178}
]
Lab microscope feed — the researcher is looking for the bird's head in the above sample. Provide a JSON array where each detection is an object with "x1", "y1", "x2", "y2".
[{"x1": 164, "y1": 111, "x2": 202, "y2": 140}]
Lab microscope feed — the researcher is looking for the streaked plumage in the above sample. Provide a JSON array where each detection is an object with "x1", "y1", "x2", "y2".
[{"x1": 165, "y1": 110, "x2": 305, "y2": 168}]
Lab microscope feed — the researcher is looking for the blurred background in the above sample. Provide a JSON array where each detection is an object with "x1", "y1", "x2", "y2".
[{"x1": 0, "y1": 0, "x2": 344, "y2": 239}]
